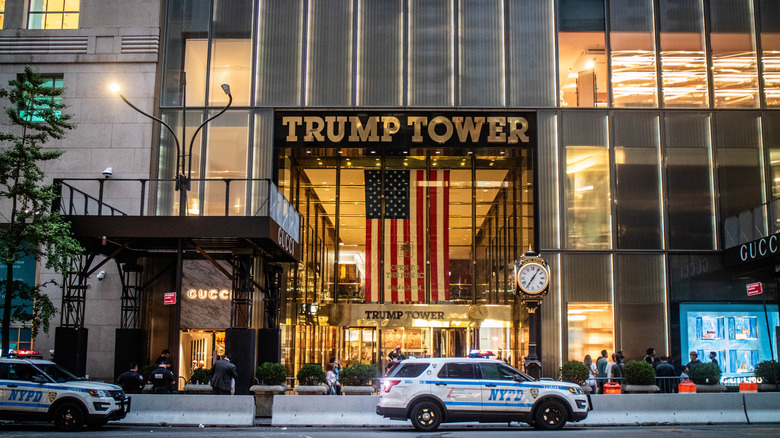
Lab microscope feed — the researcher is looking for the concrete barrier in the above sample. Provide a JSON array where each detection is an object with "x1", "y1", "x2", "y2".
[
  {"x1": 117, "y1": 394, "x2": 255, "y2": 426},
  {"x1": 580, "y1": 393, "x2": 747, "y2": 426},
  {"x1": 271, "y1": 395, "x2": 405, "y2": 426},
  {"x1": 744, "y1": 392, "x2": 780, "y2": 423}
]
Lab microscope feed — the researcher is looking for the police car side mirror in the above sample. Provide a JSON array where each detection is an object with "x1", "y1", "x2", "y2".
[{"x1": 31, "y1": 375, "x2": 47, "y2": 384}]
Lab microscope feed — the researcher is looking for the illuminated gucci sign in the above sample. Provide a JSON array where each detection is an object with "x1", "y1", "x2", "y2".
[
  {"x1": 278, "y1": 228, "x2": 295, "y2": 255},
  {"x1": 186, "y1": 289, "x2": 230, "y2": 300}
]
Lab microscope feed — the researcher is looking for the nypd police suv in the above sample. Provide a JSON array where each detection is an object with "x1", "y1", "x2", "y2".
[
  {"x1": 376, "y1": 357, "x2": 589, "y2": 431},
  {"x1": 0, "y1": 356, "x2": 130, "y2": 431}
]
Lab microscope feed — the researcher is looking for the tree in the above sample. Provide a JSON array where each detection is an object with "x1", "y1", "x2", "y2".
[{"x1": 0, "y1": 67, "x2": 83, "y2": 356}]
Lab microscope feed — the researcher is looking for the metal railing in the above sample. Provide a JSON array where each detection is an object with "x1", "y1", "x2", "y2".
[{"x1": 53, "y1": 177, "x2": 301, "y2": 242}]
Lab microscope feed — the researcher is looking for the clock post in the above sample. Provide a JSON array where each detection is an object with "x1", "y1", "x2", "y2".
[{"x1": 514, "y1": 250, "x2": 550, "y2": 380}]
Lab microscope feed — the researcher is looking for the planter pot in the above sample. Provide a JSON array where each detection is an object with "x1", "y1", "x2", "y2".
[
  {"x1": 758, "y1": 383, "x2": 779, "y2": 392},
  {"x1": 183, "y1": 383, "x2": 212, "y2": 394},
  {"x1": 250, "y1": 384, "x2": 288, "y2": 417},
  {"x1": 342, "y1": 385, "x2": 375, "y2": 395},
  {"x1": 294, "y1": 384, "x2": 328, "y2": 395},
  {"x1": 623, "y1": 384, "x2": 660, "y2": 394},
  {"x1": 694, "y1": 383, "x2": 726, "y2": 393}
]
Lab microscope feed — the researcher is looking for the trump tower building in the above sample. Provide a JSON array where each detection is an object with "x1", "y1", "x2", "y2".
[{"x1": 0, "y1": 0, "x2": 778, "y2": 389}]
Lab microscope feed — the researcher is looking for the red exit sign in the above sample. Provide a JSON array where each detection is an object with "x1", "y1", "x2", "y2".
[
  {"x1": 164, "y1": 292, "x2": 177, "y2": 305},
  {"x1": 746, "y1": 282, "x2": 763, "y2": 296}
]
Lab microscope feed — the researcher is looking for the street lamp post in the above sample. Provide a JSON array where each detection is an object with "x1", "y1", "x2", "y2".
[
  {"x1": 109, "y1": 82, "x2": 233, "y2": 216},
  {"x1": 109, "y1": 81, "x2": 232, "y2": 386}
]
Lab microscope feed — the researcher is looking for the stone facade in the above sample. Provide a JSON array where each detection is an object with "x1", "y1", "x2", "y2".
[{"x1": 0, "y1": 0, "x2": 162, "y2": 382}]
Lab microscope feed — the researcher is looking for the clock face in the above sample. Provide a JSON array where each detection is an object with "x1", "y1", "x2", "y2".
[{"x1": 517, "y1": 262, "x2": 549, "y2": 294}]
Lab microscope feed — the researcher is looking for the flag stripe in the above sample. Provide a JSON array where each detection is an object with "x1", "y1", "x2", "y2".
[{"x1": 415, "y1": 170, "x2": 425, "y2": 303}]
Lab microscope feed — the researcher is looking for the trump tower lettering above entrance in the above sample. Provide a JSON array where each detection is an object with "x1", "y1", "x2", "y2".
[{"x1": 275, "y1": 111, "x2": 537, "y2": 149}]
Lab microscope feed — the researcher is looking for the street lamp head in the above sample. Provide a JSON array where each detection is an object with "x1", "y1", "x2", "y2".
[
  {"x1": 109, "y1": 83, "x2": 120, "y2": 94},
  {"x1": 220, "y1": 83, "x2": 231, "y2": 95}
]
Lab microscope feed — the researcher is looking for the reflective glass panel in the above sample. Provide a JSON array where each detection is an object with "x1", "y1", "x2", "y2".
[
  {"x1": 203, "y1": 111, "x2": 250, "y2": 216},
  {"x1": 609, "y1": 0, "x2": 657, "y2": 107},
  {"x1": 209, "y1": 0, "x2": 253, "y2": 107},
  {"x1": 256, "y1": 0, "x2": 303, "y2": 106},
  {"x1": 408, "y1": 0, "x2": 454, "y2": 106},
  {"x1": 710, "y1": 0, "x2": 759, "y2": 108},
  {"x1": 557, "y1": 0, "x2": 607, "y2": 107},
  {"x1": 759, "y1": 0, "x2": 780, "y2": 106},
  {"x1": 562, "y1": 111, "x2": 611, "y2": 249},
  {"x1": 665, "y1": 112, "x2": 714, "y2": 249},
  {"x1": 357, "y1": 0, "x2": 403, "y2": 106},
  {"x1": 658, "y1": 0, "x2": 708, "y2": 107},
  {"x1": 613, "y1": 112, "x2": 662, "y2": 249}
]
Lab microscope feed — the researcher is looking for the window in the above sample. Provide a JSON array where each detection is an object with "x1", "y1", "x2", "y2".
[
  {"x1": 389, "y1": 363, "x2": 430, "y2": 378},
  {"x1": 479, "y1": 363, "x2": 524, "y2": 381},
  {"x1": 18, "y1": 74, "x2": 64, "y2": 122},
  {"x1": 0, "y1": 0, "x2": 6, "y2": 29},
  {"x1": 28, "y1": 0, "x2": 79, "y2": 29},
  {"x1": 437, "y1": 362, "x2": 475, "y2": 379}
]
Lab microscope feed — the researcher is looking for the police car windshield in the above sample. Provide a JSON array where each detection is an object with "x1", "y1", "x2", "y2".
[{"x1": 34, "y1": 363, "x2": 80, "y2": 383}]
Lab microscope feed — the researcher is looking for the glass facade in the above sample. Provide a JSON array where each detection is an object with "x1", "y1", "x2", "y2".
[{"x1": 158, "y1": 0, "x2": 780, "y2": 378}]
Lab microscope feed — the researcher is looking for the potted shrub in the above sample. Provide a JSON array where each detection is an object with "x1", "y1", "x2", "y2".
[
  {"x1": 250, "y1": 362, "x2": 289, "y2": 417},
  {"x1": 295, "y1": 363, "x2": 327, "y2": 394},
  {"x1": 340, "y1": 363, "x2": 379, "y2": 395},
  {"x1": 559, "y1": 360, "x2": 591, "y2": 393},
  {"x1": 183, "y1": 367, "x2": 213, "y2": 394},
  {"x1": 689, "y1": 362, "x2": 725, "y2": 392},
  {"x1": 755, "y1": 360, "x2": 780, "y2": 391},
  {"x1": 622, "y1": 360, "x2": 659, "y2": 393}
]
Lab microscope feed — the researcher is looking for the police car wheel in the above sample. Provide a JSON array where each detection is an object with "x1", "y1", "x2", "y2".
[
  {"x1": 410, "y1": 401, "x2": 442, "y2": 432},
  {"x1": 533, "y1": 399, "x2": 567, "y2": 430},
  {"x1": 53, "y1": 402, "x2": 85, "y2": 432}
]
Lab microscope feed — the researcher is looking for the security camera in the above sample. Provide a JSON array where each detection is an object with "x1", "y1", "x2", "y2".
[
  {"x1": 97, "y1": 270, "x2": 106, "y2": 281},
  {"x1": 102, "y1": 167, "x2": 113, "y2": 178}
]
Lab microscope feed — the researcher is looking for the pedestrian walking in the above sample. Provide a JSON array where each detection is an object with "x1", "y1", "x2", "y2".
[
  {"x1": 211, "y1": 354, "x2": 238, "y2": 395},
  {"x1": 116, "y1": 361, "x2": 145, "y2": 394}
]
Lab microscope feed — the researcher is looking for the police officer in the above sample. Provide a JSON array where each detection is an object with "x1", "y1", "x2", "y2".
[
  {"x1": 116, "y1": 362, "x2": 145, "y2": 394},
  {"x1": 149, "y1": 361, "x2": 174, "y2": 394}
]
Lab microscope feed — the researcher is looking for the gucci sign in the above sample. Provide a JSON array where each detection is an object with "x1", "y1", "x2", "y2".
[
  {"x1": 277, "y1": 228, "x2": 295, "y2": 255},
  {"x1": 186, "y1": 289, "x2": 230, "y2": 300}
]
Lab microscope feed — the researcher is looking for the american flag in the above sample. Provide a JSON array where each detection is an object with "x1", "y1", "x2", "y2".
[{"x1": 365, "y1": 169, "x2": 450, "y2": 303}]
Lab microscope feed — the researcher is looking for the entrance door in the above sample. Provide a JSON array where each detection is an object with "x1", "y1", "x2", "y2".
[{"x1": 433, "y1": 328, "x2": 467, "y2": 357}]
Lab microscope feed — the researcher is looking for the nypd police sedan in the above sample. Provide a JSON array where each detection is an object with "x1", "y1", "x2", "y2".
[
  {"x1": 376, "y1": 357, "x2": 589, "y2": 431},
  {"x1": 0, "y1": 357, "x2": 130, "y2": 431}
]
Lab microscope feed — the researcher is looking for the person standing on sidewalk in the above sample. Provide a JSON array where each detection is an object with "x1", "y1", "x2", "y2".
[
  {"x1": 149, "y1": 361, "x2": 174, "y2": 394},
  {"x1": 211, "y1": 354, "x2": 238, "y2": 395},
  {"x1": 655, "y1": 356, "x2": 677, "y2": 393},
  {"x1": 596, "y1": 350, "x2": 608, "y2": 393},
  {"x1": 116, "y1": 362, "x2": 145, "y2": 394}
]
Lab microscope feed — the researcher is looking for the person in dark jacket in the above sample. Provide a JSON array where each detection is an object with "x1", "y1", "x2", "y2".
[
  {"x1": 211, "y1": 354, "x2": 238, "y2": 395},
  {"x1": 655, "y1": 356, "x2": 677, "y2": 393},
  {"x1": 149, "y1": 361, "x2": 174, "y2": 394},
  {"x1": 116, "y1": 362, "x2": 145, "y2": 394}
]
